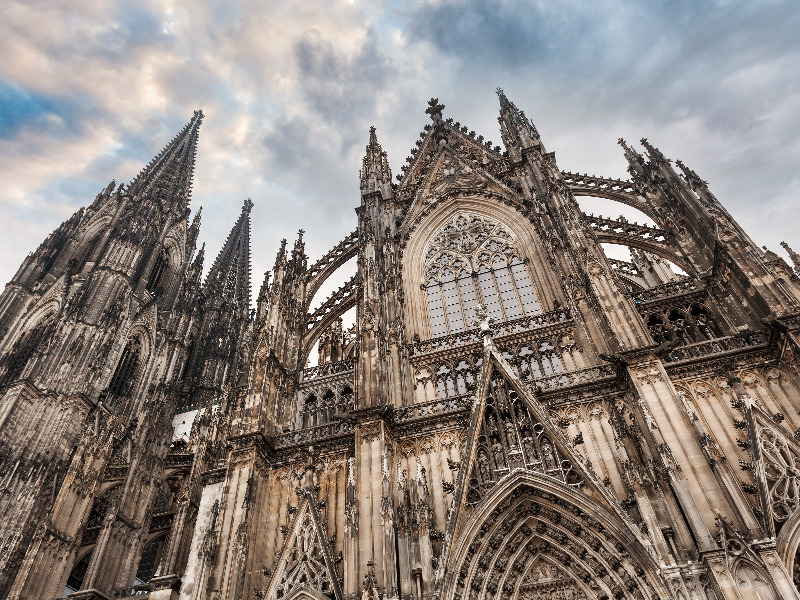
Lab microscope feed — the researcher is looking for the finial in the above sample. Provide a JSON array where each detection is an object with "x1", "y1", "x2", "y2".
[
  {"x1": 425, "y1": 97, "x2": 445, "y2": 121},
  {"x1": 242, "y1": 198, "x2": 253, "y2": 214},
  {"x1": 496, "y1": 87, "x2": 511, "y2": 108},
  {"x1": 472, "y1": 303, "x2": 494, "y2": 347}
]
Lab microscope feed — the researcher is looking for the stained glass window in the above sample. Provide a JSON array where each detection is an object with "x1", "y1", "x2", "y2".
[{"x1": 423, "y1": 213, "x2": 541, "y2": 336}]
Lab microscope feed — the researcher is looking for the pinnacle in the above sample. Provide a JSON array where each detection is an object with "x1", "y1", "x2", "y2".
[
  {"x1": 191, "y1": 206, "x2": 203, "y2": 227},
  {"x1": 496, "y1": 87, "x2": 512, "y2": 110}
]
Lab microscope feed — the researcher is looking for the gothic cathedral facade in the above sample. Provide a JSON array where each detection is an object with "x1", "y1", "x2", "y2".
[{"x1": 2, "y1": 93, "x2": 800, "y2": 600}]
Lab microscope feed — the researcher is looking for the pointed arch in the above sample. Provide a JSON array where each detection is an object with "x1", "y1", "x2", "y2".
[
  {"x1": 733, "y1": 559, "x2": 779, "y2": 600},
  {"x1": 421, "y1": 212, "x2": 542, "y2": 337},
  {"x1": 283, "y1": 586, "x2": 336, "y2": 600},
  {"x1": 777, "y1": 507, "x2": 800, "y2": 583},
  {"x1": 402, "y1": 198, "x2": 565, "y2": 342},
  {"x1": 263, "y1": 491, "x2": 343, "y2": 600},
  {"x1": 443, "y1": 470, "x2": 667, "y2": 600}
]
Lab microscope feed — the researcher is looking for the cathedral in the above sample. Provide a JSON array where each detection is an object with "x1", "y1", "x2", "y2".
[{"x1": 3, "y1": 91, "x2": 800, "y2": 600}]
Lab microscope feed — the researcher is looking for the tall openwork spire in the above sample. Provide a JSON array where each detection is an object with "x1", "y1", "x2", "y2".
[
  {"x1": 127, "y1": 109, "x2": 204, "y2": 214},
  {"x1": 203, "y1": 199, "x2": 252, "y2": 308},
  {"x1": 360, "y1": 126, "x2": 393, "y2": 197}
]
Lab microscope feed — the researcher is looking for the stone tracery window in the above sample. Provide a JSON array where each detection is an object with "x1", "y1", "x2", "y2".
[{"x1": 423, "y1": 213, "x2": 541, "y2": 336}]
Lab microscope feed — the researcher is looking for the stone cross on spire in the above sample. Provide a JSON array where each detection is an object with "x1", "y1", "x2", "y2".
[{"x1": 425, "y1": 97, "x2": 445, "y2": 122}]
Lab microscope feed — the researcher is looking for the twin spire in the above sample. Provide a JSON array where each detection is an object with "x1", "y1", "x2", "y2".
[{"x1": 128, "y1": 110, "x2": 252, "y2": 309}]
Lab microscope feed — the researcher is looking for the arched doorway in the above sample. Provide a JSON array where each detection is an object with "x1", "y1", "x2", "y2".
[{"x1": 444, "y1": 472, "x2": 666, "y2": 600}]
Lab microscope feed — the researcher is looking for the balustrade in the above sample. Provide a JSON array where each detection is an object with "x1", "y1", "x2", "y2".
[
  {"x1": 300, "y1": 357, "x2": 355, "y2": 381},
  {"x1": 662, "y1": 331, "x2": 768, "y2": 363},
  {"x1": 410, "y1": 309, "x2": 571, "y2": 357}
]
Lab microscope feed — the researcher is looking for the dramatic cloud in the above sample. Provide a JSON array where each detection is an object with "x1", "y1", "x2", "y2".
[{"x1": 1, "y1": 0, "x2": 799, "y2": 291}]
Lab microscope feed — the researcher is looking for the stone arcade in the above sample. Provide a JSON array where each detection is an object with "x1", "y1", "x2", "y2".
[{"x1": 2, "y1": 92, "x2": 800, "y2": 600}]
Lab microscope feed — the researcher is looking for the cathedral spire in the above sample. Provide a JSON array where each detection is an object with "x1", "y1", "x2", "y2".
[
  {"x1": 360, "y1": 126, "x2": 393, "y2": 198},
  {"x1": 640, "y1": 137, "x2": 666, "y2": 163},
  {"x1": 203, "y1": 199, "x2": 252, "y2": 308},
  {"x1": 127, "y1": 109, "x2": 204, "y2": 214}
]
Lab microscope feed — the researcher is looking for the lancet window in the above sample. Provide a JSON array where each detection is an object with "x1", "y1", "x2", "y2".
[
  {"x1": 135, "y1": 533, "x2": 169, "y2": 583},
  {"x1": 64, "y1": 552, "x2": 93, "y2": 596},
  {"x1": 0, "y1": 316, "x2": 56, "y2": 387},
  {"x1": 423, "y1": 213, "x2": 541, "y2": 337},
  {"x1": 644, "y1": 302, "x2": 722, "y2": 346},
  {"x1": 86, "y1": 485, "x2": 122, "y2": 529},
  {"x1": 146, "y1": 248, "x2": 168, "y2": 294},
  {"x1": 106, "y1": 337, "x2": 142, "y2": 406}
]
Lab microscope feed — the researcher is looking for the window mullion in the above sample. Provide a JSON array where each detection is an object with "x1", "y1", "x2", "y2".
[
  {"x1": 490, "y1": 267, "x2": 508, "y2": 322},
  {"x1": 509, "y1": 261, "x2": 526, "y2": 316}
]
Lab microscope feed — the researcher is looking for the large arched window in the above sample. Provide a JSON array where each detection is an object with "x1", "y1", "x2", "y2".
[
  {"x1": 135, "y1": 533, "x2": 169, "y2": 583},
  {"x1": 423, "y1": 213, "x2": 541, "y2": 336}
]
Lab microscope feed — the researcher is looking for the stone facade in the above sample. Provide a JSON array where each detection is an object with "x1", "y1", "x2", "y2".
[{"x1": 2, "y1": 92, "x2": 800, "y2": 600}]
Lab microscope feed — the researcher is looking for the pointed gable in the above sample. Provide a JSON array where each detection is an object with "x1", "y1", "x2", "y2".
[
  {"x1": 437, "y1": 337, "x2": 651, "y2": 588},
  {"x1": 264, "y1": 491, "x2": 343, "y2": 600},
  {"x1": 395, "y1": 99, "x2": 529, "y2": 234}
]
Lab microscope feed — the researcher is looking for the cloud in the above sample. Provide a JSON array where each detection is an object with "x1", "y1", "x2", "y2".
[{"x1": 1, "y1": 0, "x2": 800, "y2": 293}]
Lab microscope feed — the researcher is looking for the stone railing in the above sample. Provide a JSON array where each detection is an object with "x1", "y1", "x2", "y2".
[
  {"x1": 608, "y1": 258, "x2": 642, "y2": 279},
  {"x1": 583, "y1": 213, "x2": 668, "y2": 244},
  {"x1": 300, "y1": 358, "x2": 355, "y2": 381},
  {"x1": 271, "y1": 420, "x2": 355, "y2": 450},
  {"x1": 526, "y1": 364, "x2": 616, "y2": 392},
  {"x1": 306, "y1": 275, "x2": 360, "y2": 332},
  {"x1": 632, "y1": 278, "x2": 701, "y2": 305},
  {"x1": 561, "y1": 171, "x2": 638, "y2": 195},
  {"x1": 410, "y1": 309, "x2": 571, "y2": 357},
  {"x1": 393, "y1": 395, "x2": 473, "y2": 423},
  {"x1": 110, "y1": 586, "x2": 151, "y2": 598},
  {"x1": 663, "y1": 331, "x2": 768, "y2": 364}
]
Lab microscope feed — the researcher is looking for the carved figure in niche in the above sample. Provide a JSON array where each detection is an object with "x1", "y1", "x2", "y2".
[
  {"x1": 478, "y1": 451, "x2": 490, "y2": 481},
  {"x1": 492, "y1": 442, "x2": 505, "y2": 468},
  {"x1": 541, "y1": 440, "x2": 557, "y2": 472},
  {"x1": 522, "y1": 436, "x2": 536, "y2": 462}
]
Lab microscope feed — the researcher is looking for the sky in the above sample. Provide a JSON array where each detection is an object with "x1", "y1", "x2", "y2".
[{"x1": 2, "y1": 0, "x2": 800, "y2": 308}]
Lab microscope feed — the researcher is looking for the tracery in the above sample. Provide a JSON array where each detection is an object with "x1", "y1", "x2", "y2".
[{"x1": 423, "y1": 212, "x2": 541, "y2": 336}]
